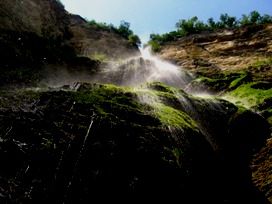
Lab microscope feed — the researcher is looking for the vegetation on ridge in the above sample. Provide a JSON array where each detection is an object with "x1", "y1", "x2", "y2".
[
  {"x1": 146, "y1": 10, "x2": 272, "y2": 52},
  {"x1": 186, "y1": 55, "x2": 272, "y2": 202},
  {"x1": 1, "y1": 0, "x2": 272, "y2": 202},
  {"x1": 87, "y1": 20, "x2": 141, "y2": 47}
]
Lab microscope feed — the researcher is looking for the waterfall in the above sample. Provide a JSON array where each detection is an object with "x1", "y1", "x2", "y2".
[{"x1": 91, "y1": 46, "x2": 195, "y2": 89}]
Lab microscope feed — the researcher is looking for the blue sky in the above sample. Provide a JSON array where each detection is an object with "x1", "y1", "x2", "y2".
[{"x1": 61, "y1": 0, "x2": 271, "y2": 44}]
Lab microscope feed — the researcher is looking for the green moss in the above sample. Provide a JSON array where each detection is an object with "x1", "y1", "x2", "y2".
[
  {"x1": 128, "y1": 82, "x2": 199, "y2": 130},
  {"x1": 163, "y1": 146, "x2": 184, "y2": 167},
  {"x1": 152, "y1": 103, "x2": 199, "y2": 129},
  {"x1": 223, "y1": 82, "x2": 272, "y2": 108},
  {"x1": 41, "y1": 139, "x2": 54, "y2": 150},
  {"x1": 228, "y1": 73, "x2": 249, "y2": 89},
  {"x1": 3, "y1": 82, "x2": 202, "y2": 137},
  {"x1": 267, "y1": 116, "x2": 272, "y2": 126},
  {"x1": 91, "y1": 53, "x2": 108, "y2": 62},
  {"x1": 131, "y1": 82, "x2": 179, "y2": 105},
  {"x1": 194, "y1": 71, "x2": 249, "y2": 92},
  {"x1": 70, "y1": 83, "x2": 148, "y2": 120},
  {"x1": 250, "y1": 57, "x2": 272, "y2": 68}
]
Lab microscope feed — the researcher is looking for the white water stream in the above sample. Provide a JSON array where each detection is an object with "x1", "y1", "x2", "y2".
[{"x1": 91, "y1": 46, "x2": 195, "y2": 89}]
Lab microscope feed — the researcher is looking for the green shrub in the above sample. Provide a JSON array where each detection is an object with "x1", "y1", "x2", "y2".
[
  {"x1": 146, "y1": 11, "x2": 272, "y2": 51},
  {"x1": 128, "y1": 34, "x2": 141, "y2": 47},
  {"x1": 117, "y1": 20, "x2": 133, "y2": 39}
]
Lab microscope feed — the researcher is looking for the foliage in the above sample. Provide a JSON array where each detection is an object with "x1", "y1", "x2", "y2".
[
  {"x1": 87, "y1": 20, "x2": 109, "y2": 28},
  {"x1": 117, "y1": 20, "x2": 133, "y2": 38},
  {"x1": 218, "y1": 13, "x2": 238, "y2": 28},
  {"x1": 128, "y1": 34, "x2": 141, "y2": 47},
  {"x1": 146, "y1": 10, "x2": 272, "y2": 52},
  {"x1": 240, "y1": 11, "x2": 272, "y2": 25},
  {"x1": 143, "y1": 33, "x2": 163, "y2": 51},
  {"x1": 175, "y1": 16, "x2": 199, "y2": 35},
  {"x1": 144, "y1": 39, "x2": 161, "y2": 52},
  {"x1": 87, "y1": 19, "x2": 141, "y2": 47}
]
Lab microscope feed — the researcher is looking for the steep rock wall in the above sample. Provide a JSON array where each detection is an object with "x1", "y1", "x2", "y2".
[
  {"x1": 157, "y1": 24, "x2": 272, "y2": 72},
  {"x1": 0, "y1": 0, "x2": 139, "y2": 62}
]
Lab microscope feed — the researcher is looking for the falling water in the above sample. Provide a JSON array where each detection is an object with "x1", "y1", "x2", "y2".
[
  {"x1": 173, "y1": 90, "x2": 229, "y2": 150},
  {"x1": 91, "y1": 46, "x2": 195, "y2": 88},
  {"x1": 89, "y1": 46, "x2": 235, "y2": 149}
]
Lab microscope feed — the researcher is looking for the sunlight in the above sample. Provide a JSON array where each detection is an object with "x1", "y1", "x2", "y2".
[{"x1": 92, "y1": 46, "x2": 194, "y2": 88}]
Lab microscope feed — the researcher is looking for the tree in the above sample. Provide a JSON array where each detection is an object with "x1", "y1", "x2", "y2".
[
  {"x1": 259, "y1": 14, "x2": 272, "y2": 24},
  {"x1": 117, "y1": 20, "x2": 133, "y2": 39},
  {"x1": 128, "y1": 34, "x2": 141, "y2": 47},
  {"x1": 240, "y1": 14, "x2": 250, "y2": 25},
  {"x1": 194, "y1": 20, "x2": 207, "y2": 32},
  {"x1": 88, "y1": 20, "x2": 97, "y2": 26},
  {"x1": 176, "y1": 16, "x2": 199, "y2": 35},
  {"x1": 149, "y1": 33, "x2": 163, "y2": 42},
  {"x1": 146, "y1": 10, "x2": 272, "y2": 52},
  {"x1": 219, "y1": 13, "x2": 238, "y2": 28},
  {"x1": 207, "y1": 18, "x2": 216, "y2": 29},
  {"x1": 249, "y1": 11, "x2": 261, "y2": 24}
]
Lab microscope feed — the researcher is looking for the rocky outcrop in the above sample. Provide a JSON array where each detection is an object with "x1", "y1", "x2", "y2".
[
  {"x1": 157, "y1": 23, "x2": 272, "y2": 203},
  {"x1": 0, "y1": 0, "x2": 139, "y2": 60},
  {"x1": 0, "y1": 1, "x2": 271, "y2": 203},
  {"x1": 0, "y1": 0, "x2": 139, "y2": 87},
  {"x1": 157, "y1": 24, "x2": 272, "y2": 72},
  {"x1": 0, "y1": 0, "x2": 66, "y2": 38},
  {"x1": 0, "y1": 82, "x2": 270, "y2": 203}
]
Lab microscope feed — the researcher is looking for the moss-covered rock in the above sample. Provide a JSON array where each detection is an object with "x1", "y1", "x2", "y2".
[{"x1": 0, "y1": 81, "x2": 270, "y2": 203}]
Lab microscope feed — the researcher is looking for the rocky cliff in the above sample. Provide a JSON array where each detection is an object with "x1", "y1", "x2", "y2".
[
  {"x1": 0, "y1": 82, "x2": 270, "y2": 203},
  {"x1": 0, "y1": 0, "x2": 139, "y2": 87},
  {"x1": 0, "y1": 0, "x2": 139, "y2": 59},
  {"x1": 0, "y1": 1, "x2": 272, "y2": 203},
  {"x1": 157, "y1": 23, "x2": 272, "y2": 202},
  {"x1": 157, "y1": 24, "x2": 272, "y2": 72}
]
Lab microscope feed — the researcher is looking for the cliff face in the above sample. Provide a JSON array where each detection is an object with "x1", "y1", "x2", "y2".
[
  {"x1": 0, "y1": 1, "x2": 272, "y2": 203},
  {"x1": 0, "y1": 82, "x2": 270, "y2": 203},
  {"x1": 0, "y1": 0, "x2": 66, "y2": 37},
  {"x1": 0, "y1": 0, "x2": 139, "y2": 87},
  {"x1": 0, "y1": 0, "x2": 138, "y2": 60},
  {"x1": 157, "y1": 24, "x2": 272, "y2": 72},
  {"x1": 157, "y1": 24, "x2": 272, "y2": 203}
]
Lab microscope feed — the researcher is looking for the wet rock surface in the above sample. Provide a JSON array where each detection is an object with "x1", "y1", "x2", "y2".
[
  {"x1": 0, "y1": 0, "x2": 271, "y2": 203},
  {"x1": 0, "y1": 83, "x2": 270, "y2": 203}
]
